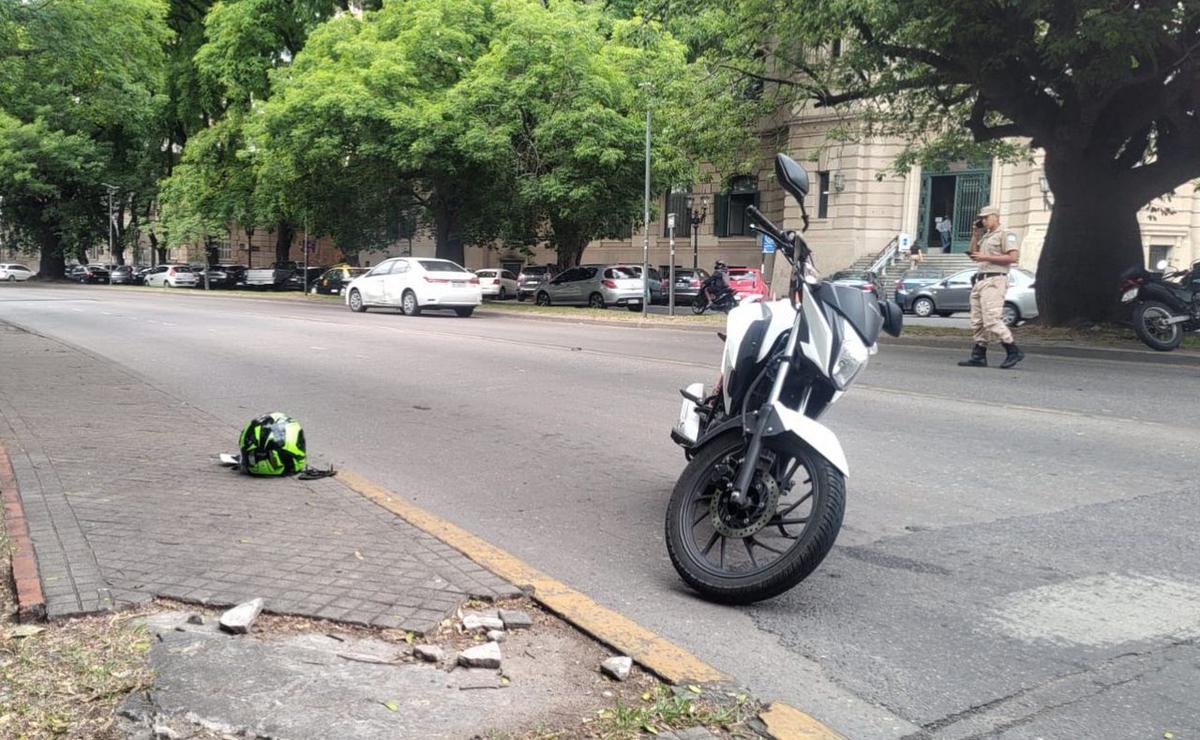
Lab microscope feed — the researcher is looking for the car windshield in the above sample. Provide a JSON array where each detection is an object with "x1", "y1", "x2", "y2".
[
  {"x1": 605, "y1": 267, "x2": 638, "y2": 279},
  {"x1": 477, "y1": 270, "x2": 498, "y2": 277},
  {"x1": 729, "y1": 270, "x2": 756, "y2": 280},
  {"x1": 420, "y1": 260, "x2": 467, "y2": 273},
  {"x1": 522, "y1": 266, "x2": 549, "y2": 276},
  {"x1": 175, "y1": 266, "x2": 192, "y2": 272}
]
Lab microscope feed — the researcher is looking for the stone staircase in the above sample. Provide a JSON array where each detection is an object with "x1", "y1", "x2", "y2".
[{"x1": 845, "y1": 243, "x2": 975, "y2": 301}]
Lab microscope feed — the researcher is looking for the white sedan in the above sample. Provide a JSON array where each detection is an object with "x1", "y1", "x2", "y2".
[
  {"x1": 143, "y1": 264, "x2": 199, "y2": 288},
  {"x1": 345, "y1": 257, "x2": 482, "y2": 317},
  {"x1": 476, "y1": 268, "x2": 518, "y2": 300}
]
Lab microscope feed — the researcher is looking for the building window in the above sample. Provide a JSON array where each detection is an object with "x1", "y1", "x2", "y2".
[
  {"x1": 1149, "y1": 244, "x2": 1171, "y2": 271},
  {"x1": 664, "y1": 187, "x2": 692, "y2": 237},
  {"x1": 714, "y1": 176, "x2": 759, "y2": 237},
  {"x1": 217, "y1": 240, "x2": 232, "y2": 262},
  {"x1": 817, "y1": 171, "x2": 831, "y2": 219}
]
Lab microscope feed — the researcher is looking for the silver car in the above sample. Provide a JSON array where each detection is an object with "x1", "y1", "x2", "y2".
[
  {"x1": 908, "y1": 267, "x2": 1038, "y2": 326},
  {"x1": 533, "y1": 264, "x2": 650, "y2": 311}
]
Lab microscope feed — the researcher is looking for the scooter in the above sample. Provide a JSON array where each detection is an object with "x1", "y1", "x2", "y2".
[
  {"x1": 665, "y1": 153, "x2": 903, "y2": 605},
  {"x1": 691, "y1": 285, "x2": 739, "y2": 314},
  {"x1": 1120, "y1": 259, "x2": 1200, "y2": 351}
]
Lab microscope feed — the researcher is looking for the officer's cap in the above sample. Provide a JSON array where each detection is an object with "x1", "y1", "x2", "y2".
[{"x1": 977, "y1": 205, "x2": 1000, "y2": 218}]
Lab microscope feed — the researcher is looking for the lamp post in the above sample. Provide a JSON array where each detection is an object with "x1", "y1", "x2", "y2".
[
  {"x1": 686, "y1": 195, "x2": 708, "y2": 271},
  {"x1": 640, "y1": 82, "x2": 652, "y2": 318},
  {"x1": 102, "y1": 183, "x2": 119, "y2": 269}
]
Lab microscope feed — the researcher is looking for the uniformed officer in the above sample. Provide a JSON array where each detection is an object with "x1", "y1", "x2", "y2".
[{"x1": 958, "y1": 205, "x2": 1025, "y2": 369}]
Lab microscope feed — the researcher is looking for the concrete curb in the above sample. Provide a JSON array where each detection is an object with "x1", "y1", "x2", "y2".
[
  {"x1": 0, "y1": 443, "x2": 46, "y2": 622},
  {"x1": 881, "y1": 334, "x2": 1200, "y2": 367},
  {"x1": 335, "y1": 469, "x2": 844, "y2": 740}
]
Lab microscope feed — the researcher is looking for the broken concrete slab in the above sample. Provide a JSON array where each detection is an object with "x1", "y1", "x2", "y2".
[
  {"x1": 462, "y1": 614, "x2": 505, "y2": 632},
  {"x1": 601, "y1": 656, "x2": 633, "y2": 682},
  {"x1": 414, "y1": 645, "x2": 444, "y2": 663},
  {"x1": 218, "y1": 598, "x2": 264, "y2": 634},
  {"x1": 121, "y1": 619, "x2": 630, "y2": 739},
  {"x1": 499, "y1": 609, "x2": 534, "y2": 630},
  {"x1": 458, "y1": 641, "x2": 503, "y2": 669},
  {"x1": 487, "y1": 630, "x2": 506, "y2": 643}
]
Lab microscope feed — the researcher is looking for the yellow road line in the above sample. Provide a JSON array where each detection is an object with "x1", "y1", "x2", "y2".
[
  {"x1": 336, "y1": 469, "x2": 843, "y2": 738},
  {"x1": 760, "y1": 703, "x2": 846, "y2": 739},
  {"x1": 337, "y1": 468, "x2": 723, "y2": 684}
]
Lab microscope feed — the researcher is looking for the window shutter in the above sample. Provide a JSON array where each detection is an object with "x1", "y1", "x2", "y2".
[{"x1": 714, "y1": 193, "x2": 729, "y2": 237}]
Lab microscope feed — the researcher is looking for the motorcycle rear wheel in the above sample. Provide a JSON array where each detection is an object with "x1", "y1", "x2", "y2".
[
  {"x1": 1133, "y1": 300, "x2": 1183, "y2": 351},
  {"x1": 692, "y1": 299, "x2": 708, "y2": 315},
  {"x1": 665, "y1": 430, "x2": 844, "y2": 605}
]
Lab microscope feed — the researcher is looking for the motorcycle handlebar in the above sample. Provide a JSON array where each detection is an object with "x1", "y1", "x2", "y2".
[{"x1": 745, "y1": 205, "x2": 788, "y2": 248}]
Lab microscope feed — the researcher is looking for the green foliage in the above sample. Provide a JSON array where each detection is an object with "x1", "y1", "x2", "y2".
[{"x1": 0, "y1": 0, "x2": 170, "y2": 271}]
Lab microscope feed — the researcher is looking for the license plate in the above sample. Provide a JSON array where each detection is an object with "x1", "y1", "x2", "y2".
[
  {"x1": 1121, "y1": 288, "x2": 1139, "y2": 303},
  {"x1": 628, "y1": 298, "x2": 641, "y2": 304},
  {"x1": 674, "y1": 382, "x2": 704, "y2": 443}
]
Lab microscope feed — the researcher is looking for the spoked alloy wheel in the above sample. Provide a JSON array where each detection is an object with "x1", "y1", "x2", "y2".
[{"x1": 665, "y1": 431, "x2": 844, "y2": 604}]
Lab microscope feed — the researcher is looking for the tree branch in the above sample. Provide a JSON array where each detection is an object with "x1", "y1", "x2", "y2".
[
  {"x1": 850, "y1": 15, "x2": 965, "y2": 76},
  {"x1": 1113, "y1": 124, "x2": 1152, "y2": 170},
  {"x1": 966, "y1": 94, "x2": 1021, "y2": 142}
]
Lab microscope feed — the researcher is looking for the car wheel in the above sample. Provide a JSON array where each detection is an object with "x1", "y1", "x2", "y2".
[
  {"x1": 454, "y1": 307, "x2": 475, "y2": 318},
  {"x1": 1001, "y1": 303, "x2": 1020, "y2": 327},
  {"x1": 348, "y1": 288, "x2": 367, "y2": 313},
  {"x1": 588, "y1": 292, "x2": 606, "y2": 309},
  {"x1": 911, "y1": 297, "x2": 935, "y2": 317},
  {"x1": 498, "y1": 287, "x2": 507, "y2": 300},
  {"x1": 6, "y1": 275, "x2": 14, "y2": 282},
  {"x1": 401, "y1": 290, "x2": 422, "y2": 316},
  {"x1": 535, "y1": 291, "x2": 551, "y2": 306}
]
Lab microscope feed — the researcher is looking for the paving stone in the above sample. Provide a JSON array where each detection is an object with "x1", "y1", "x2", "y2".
[
  {"x1": 219, "y1": 598, "x2": 265, "y2": 634},
  {"x1": 457, "y1": 642, "x2": 502, "y2": 669},
  {"x1": 601, "y1": 656, "x2": 633, "y2": 681},
  {"x1": 414, "y1": 645, "x2": 444, "y2": 663},
  {"x1": 462, "y1": 614, "x2": 505, "y2": 632},
  {"x1": 499, "y1": 609, "x2": 534, "y2": 630},
  {"x1": 487, "y1": 629, "x2": 506, "y2": 643}
]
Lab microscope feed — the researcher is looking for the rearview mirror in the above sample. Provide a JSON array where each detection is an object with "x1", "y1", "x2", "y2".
[
  {"x1": 1156, "y1": 259, "x2": 1169, "y2": 271},
  {"x1": 775, "y1": 153, "x2": 810, "y2": 201}
]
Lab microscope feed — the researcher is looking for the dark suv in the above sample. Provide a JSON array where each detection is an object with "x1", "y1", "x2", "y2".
[{"x1": 69, "y1": 264, "x2": 110, "y2": 284}]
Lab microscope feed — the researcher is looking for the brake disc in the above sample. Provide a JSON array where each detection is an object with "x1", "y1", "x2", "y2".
[{"x1": 710, "y1": 474, "x2": 781, "y2": 539}]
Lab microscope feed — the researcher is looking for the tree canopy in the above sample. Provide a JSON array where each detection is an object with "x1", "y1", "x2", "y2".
[
  {"x1": 0, "y1": 0, "x2": 170, "y2": 275},
  {"x1": 662, "y1": 0, "x2": 1200, "y2": 324}
]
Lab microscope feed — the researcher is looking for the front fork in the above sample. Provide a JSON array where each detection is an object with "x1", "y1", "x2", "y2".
[{"x1": 730, "y1": 307, "x2": 805, "y2": 507}]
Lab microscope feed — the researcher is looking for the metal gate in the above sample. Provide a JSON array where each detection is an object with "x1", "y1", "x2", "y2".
[{"x1": 952, "y1": 172, "x2": 991, "y2": 251}]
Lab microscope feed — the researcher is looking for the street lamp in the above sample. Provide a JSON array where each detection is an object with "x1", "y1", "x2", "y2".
[
  {"x1": 102, "y1": 183, "x2": 119, "y2": 270},
  {"x1": 686, "y1": 195, "x2": 708, "y2": 271}
]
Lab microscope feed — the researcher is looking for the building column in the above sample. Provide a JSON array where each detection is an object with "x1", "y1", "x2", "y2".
[
  {"x1": 901, "y1": 165, "x2": 921, "y2": 238},
  {"x1": 1190, "y1": 188, "x2": 1200, "y2": 267}
]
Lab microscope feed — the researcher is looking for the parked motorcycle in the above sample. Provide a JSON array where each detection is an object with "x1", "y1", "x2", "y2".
[
  {"x1": 666, "y1": 153, "x2": 903, "y2": 605},
  {"x1": 1120, "y1": 260, "x2": 1200, "y2": 351}
]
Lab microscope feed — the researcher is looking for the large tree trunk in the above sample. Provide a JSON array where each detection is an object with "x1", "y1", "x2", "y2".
[
  {"x1": 38, "y1": 231, "x2": 65, "y2": 279},
  {"x1": 1036, "y1": 155, "x2": 1144, "y2": 326},
  {"x1": 274, "y1": 221, "x2": 294, "y2": 265},
  {"x1": 433, "y1": 206, "x2": 464, "y2": 264}
]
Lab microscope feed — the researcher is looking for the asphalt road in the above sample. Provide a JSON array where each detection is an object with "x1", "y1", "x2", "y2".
[{"x1": 3, "y1": 283, "x2": 1199, "y2": 739}]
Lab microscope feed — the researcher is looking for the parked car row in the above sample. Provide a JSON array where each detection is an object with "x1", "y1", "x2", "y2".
[
  {"x1": 63, "y1": 262, "x2": 362, "y2": 292},
  {"x1": 895, "y1": 266, "x2": 1039, "y2": 326}
]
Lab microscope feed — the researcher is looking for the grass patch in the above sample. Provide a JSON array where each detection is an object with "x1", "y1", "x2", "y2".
[
  {"x1": 0, "y1": 517, "x2": 153, "y2": 738},
  {"x1": 107, "y1": 284, "x2": 342, "y2": 303},
  {"x1": 0, "y1": 613, "x2": 154, "y2": 738},
  {"x1": 481, "y1": 302, "x2": 725, "y2": 326},
  {"x1": 592, "y1": 685, "x2": 761, "y2": 739}
]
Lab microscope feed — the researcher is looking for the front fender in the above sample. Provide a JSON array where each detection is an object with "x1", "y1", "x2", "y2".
[
  {"x1": 763, "y1": 401, "x2": 849, "y2": 476},
  {"x1": 1140, "y1": 283, "x2": 1190, "y2": 312}
]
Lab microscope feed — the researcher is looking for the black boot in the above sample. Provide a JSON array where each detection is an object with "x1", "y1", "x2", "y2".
[
  {"x1": 1000, "y1": 342, "x2": 1025, "y2": 369},
  {"x1": 958, "y1": 343, "x2": 987, "y2": 367}
]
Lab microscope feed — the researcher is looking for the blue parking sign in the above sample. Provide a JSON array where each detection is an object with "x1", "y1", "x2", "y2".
[{"x1": 761, "y1": 234, "x2": 777, "y2": 254}]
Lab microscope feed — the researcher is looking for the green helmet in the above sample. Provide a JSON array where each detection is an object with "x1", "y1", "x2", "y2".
[{"x1": 239, "y1": 413, "x2": 306, "y2": 476}]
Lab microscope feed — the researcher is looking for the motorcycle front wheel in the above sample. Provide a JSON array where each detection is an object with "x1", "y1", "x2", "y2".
[
  {"x1": 1132, "y1": 300, "x2": 1183, "y2": 351},
  {"x1": 665, "y1": 430, "x2": 844, "y2": 605},
  {"x1": 692, "y1": 298, "x2": 708, "y2": 315}
]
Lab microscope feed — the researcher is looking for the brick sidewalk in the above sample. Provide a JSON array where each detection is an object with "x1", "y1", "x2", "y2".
[{"x1": 0, "y1": 323, "x2": 518, "y2": 629}]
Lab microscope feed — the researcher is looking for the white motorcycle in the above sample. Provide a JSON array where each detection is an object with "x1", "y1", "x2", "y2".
[{"x1": 666, "y1": 153, "x2": 903, "y2": 604}]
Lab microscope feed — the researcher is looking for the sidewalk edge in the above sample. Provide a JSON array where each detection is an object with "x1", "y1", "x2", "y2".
[
  {"x1": 335, "y1": 469, "x2": 843, "y2": 740},
  {"x1": 0, "y1": 443, "x2": 46, "y2": 622}
]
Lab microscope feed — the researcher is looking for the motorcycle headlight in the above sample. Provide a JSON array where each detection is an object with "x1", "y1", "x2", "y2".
[{"x1": 831, "y1": 326, "x2": 870, "y2": 390}]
